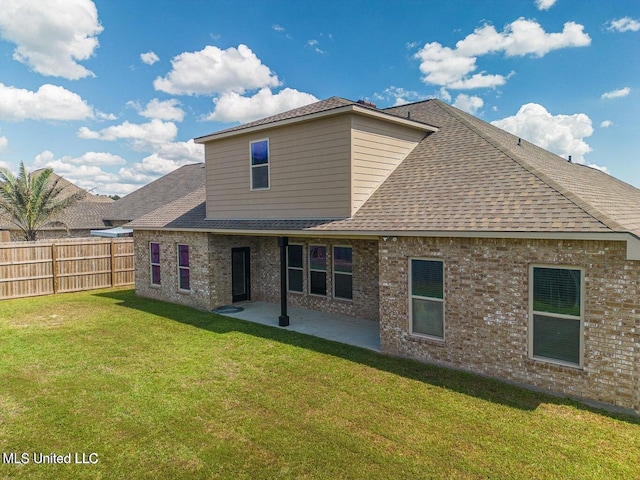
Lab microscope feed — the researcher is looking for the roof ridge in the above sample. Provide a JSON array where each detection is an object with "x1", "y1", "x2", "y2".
[{"x1": 436, "y1": 101, "x2": 627, "y2": 233}]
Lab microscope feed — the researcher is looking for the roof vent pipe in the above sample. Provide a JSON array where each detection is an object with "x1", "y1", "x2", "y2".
[
  {"x1": 407, "y1": 111, "x2": 411, "y2": 119},
  {"x1": 517, "y1": 138, "x2": 521, "y2": 146},
  {"x1": 568, "y1": 155, "x2": 572, "y2": 163}
]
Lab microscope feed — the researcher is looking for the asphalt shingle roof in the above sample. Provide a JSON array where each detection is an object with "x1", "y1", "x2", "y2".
[
  {"x1": 105, "y1": 163, "x2": 205, "y2": 222},
  {"x1": 129, "y1": 97, "x2": 640, "y2": 238}
]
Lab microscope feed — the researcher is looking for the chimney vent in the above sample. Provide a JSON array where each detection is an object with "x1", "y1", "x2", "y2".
[{"x1": 356, "y1": 99, "x2": 377, "y2": 108}]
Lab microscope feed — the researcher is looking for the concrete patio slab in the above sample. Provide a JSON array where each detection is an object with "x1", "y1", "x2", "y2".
[{"x1": 217, "y1": 301, "x2": 380, "y2": 351}]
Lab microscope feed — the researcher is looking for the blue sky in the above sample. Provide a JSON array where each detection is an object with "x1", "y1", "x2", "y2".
[{"x1": 0, "y1": 0, "x2": 638, "y2": 195}]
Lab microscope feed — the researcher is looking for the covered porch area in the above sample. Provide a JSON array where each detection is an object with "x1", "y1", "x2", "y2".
[{"x1": 216, "y1": 301, "x2": 380, "y2": 351}]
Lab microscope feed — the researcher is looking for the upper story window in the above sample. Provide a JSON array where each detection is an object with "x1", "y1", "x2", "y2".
[
  {"x1": 150, "y1": 242, "x2": 161, "y2": 286},
  {"x1": 530, "y1": 266, "x2": 583, "y2": 367},
  {"x1": 410, "y1": 258, "x2": 444, "y2": 339},
  {"x1": 250, "y1": 139, "x2": 269, "y2": 190}
]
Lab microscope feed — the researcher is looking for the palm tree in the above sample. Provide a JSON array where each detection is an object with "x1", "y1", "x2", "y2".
[{"x1": 0, "y1": 162, "x2": 85, "y2": 241}]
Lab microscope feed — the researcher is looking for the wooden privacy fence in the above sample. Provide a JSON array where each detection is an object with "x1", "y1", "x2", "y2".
[{"x1": 0, "y1": 237, "x2": 134, "y2": 300}]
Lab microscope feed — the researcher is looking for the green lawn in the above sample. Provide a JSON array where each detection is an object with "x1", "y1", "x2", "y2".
[{"x1": 1, "y1": 288, "x2": 639, "y2": 479}]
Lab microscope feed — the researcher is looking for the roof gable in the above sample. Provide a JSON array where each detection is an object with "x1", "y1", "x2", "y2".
[{"x1": 195, "y1": 97, "x2": 437, "y2": 143}]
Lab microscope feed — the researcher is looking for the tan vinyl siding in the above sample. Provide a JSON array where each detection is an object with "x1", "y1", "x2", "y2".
[
  {"x1": 351, "y1": 115, "x2": 425, "y2": 214},
  {"x1": 206, "y1": 115, "x2": 352, "y2": 219}
]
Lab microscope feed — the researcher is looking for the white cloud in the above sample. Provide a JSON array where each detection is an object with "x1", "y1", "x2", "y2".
[
  {"x1": 131, "y1": 98, "x2": 185, "y2": 122},
  {"x1": 306, "y1": 39, "x2": 326, "y2": 54},
  {"x1": 34, "y1": 150, "x2": 125, "y2": 169},
  {"x1": 77, "y1": 119, "x2": 178, "y2": 150},
  {"x1": 491, "y1": 103, "x2": 594, "y2": 163},
  {"x1": 501, "y1": 19, "x2": 591, "y2": 57},
  {"x1": 415, "y1": 18, "x2": 590, "y2": 89},
  {"x1": 153, "y1": 44, "x2": 281, "y2": 95},
  {"x1": 452, "y1": 94, "x2": 484, "y2": 114},
  {"x1": 601, "y1": 87, "x2": 630, "y2": 99},
  {"x1": 0, "y1": 136, "x2": 7, "y2": 151},
  {"x1": 272, "y1": 24, "x2": 285, "y2": 32},
  {"x1": 152, "y1": 139, "x2": 204, "y2": 164},
  {"x1": 0, "y1": 83, "x2": 94, "y2": 121},
  {"x1": 535, "y1": 0, "x2": 557, "y2": 10},
  {"x1": 31, "y1": 143, "x2": 202, "y2": 195},
  {"x1": 205, "y1": 87, "x2": 318, "y2": 123},
  {"x1": 600, "y1": 120, "x2": 613, "y2": 128},
  {"x1": 140, "y1": 51, "x2": 160, "y2": 65},
  {"x1": 606, "y1": 17, "x2": 640, "y2": 33},
  {"x1": 117, "y1": 150, "x2": 201, "y2": 186},
  {"x1": 0, "y1": 0, "x2": 102, "y2": 79},
  {"x1": 32, "y1": 150, "x2": 121, "y2": 193},
  {"x1": 77, "y1": 127, "x2": 101, "y2": 140},
  {"x1": 76, "y1": 117, "x2": 203, "y2": 189},
  {"x1": 375, "y1": 87, "x2": 431, "y2": 106},
  {"x1": 449, "y1": 72, "x2": 511, "y2": 90},
  {"x1": 96, "y1": 111, "x2": 117, "y2": 121}
]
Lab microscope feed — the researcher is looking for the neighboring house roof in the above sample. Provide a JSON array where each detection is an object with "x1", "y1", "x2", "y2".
[
  {"x1": 105, "y1": 163, "x2": 205, "y2": 223},
  {"x1": 31, "y1": 170, "x2": 113, "y2": 203},
  {"x1": 0, "y1": 171, "x2": 114, "y2": 232},
  {"x1": 41, "y1": 201, "x2": 114, "y2": 231},
  {"x1": 129, "y1": 98, "x2": 640, "y2": 249}
]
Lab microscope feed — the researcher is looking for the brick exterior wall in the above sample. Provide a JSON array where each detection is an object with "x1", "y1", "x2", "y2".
[
  {"x1": 134, "y1": 230, "x2": 212, "y2": 311},
  {"x1": 379, "y1": 236, "x2": 640, "y2": 412},
  {"x1": 135, "y1": 232, "x2": 379, "y2": 321},
  {"x1": 252, "y1": 237, "x2": 379, "y2": 321}
]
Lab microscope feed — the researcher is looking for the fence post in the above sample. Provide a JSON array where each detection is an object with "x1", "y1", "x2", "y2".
[
  {"x1": 51, "y1": 242, "x2": 58, "y2": 294},
  {"x1": 110, "y1": 239, "x2": 115, "y2": 287}
]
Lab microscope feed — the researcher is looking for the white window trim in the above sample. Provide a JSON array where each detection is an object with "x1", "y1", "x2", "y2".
[
  {"x1": 250, "y1": 138, "x2": 270, "y2": 191},
  {"x1": 332, "y1": 245, "x2": 353, "y2": 301},
  {"x1": 309, "y1": 244, "x2": 327, "y2": 297},
  {"x1": 528, "y1": 264, "x2": 585, "y2": 368},
  {"x1": 177, "y1": 243, "x2": 191, "y2": 292},
  {"x1": 286, "y1": 243, "x2": 304, "y2": 294},
  {"x1": 149, "y1": 242, "x2": 161, "y2": 286},
  {"x1": 409, "y1": 257, "x2": 445, "y2": 341}
]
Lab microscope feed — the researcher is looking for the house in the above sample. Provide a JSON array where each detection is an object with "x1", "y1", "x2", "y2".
[
  {"x1": 103, "y1": 163, "x2": 205, "y2": 227},
  {"x1": 0, "y1": 171, "x2": 114, "y2": 240},
  {"x1": 127, "y1": 97, "x2": 640, "y2": 413}
]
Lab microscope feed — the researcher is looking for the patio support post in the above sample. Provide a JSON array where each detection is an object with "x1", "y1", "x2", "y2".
[{"x1": 278, "y1": 236, "x2": 290, "y2": 326}]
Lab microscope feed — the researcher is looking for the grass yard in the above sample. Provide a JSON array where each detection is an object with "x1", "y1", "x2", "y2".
[{"x1": 1, "y1": 288, "x2": 639, "y2": 479}]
